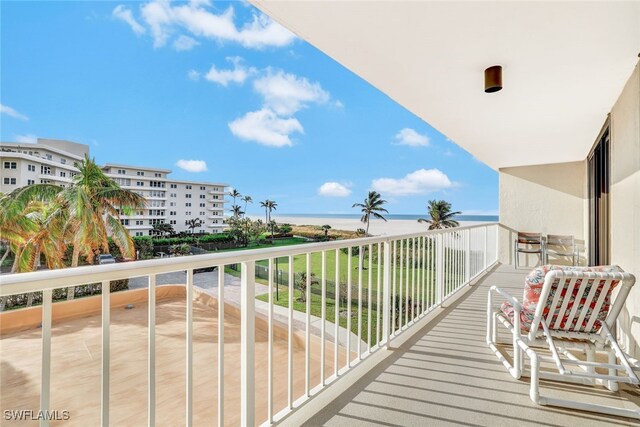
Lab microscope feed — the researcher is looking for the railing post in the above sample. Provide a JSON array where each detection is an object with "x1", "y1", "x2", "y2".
[
  {"x1": 241, "y1": 260, "x2": 255, "y2": 427},
  {"x1": 41, "y1": 289, "x2": 52, "y2": 427},
  {"x1": 436, "y1": 234, "x2": 444, "y2": 305},
  {"x1": 464, "y1": 229, "x2": 471, "y2": 284},
  {"x1": 382, "y1": 240, "x2": 392, "y2": 349},
  {"x1": 484, "y1": 226, "x2": 488, "y2": 269}
]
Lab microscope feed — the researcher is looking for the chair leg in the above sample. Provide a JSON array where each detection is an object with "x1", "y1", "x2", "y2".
[{"x1": 608, "y1": 348, "x2": 619, "y2": 392}]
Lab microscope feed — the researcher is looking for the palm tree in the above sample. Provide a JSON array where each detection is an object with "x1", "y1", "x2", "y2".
[
  {"x1": 260, "y1": 199, "x2": 270, "y2": 223},
  {"x1": 266, "y1": 200, "x2": 278, "y2": 237},
  {"x1": 230, "y1": 205, "x2": 244, "y2": 218},
  {"x1": 418, "y1": 199, "x2": 461, "y2": 229},
  {"x1": 185, "y1": 217, "x2": 204, "y2": 233},
  {"x1": 229, "y1": 189, "x2": 241, "y2": 206},
  {"x1": 151, "y1": 222, "x2": 174, "y2": 237},
  {"x1": 352, "y1": 191, "x2": 388, "y2": 236},
  {"x1": 321, "y1": 224, "x2": 332, "y2": 240},
  {"x1": 241, "y1": 195, "x2": 253, "y2": 217},
  {"x1": 57, "y1": 156, "x2": 145, "y2": 298}
]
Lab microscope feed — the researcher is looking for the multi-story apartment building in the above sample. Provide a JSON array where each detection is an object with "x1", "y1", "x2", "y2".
[{"x1": 0, "y1": 138, "x2": 228, "y2": 235}]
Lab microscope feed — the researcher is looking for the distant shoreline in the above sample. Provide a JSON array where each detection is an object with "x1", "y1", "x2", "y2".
[
  {"x1": 249, "y1": 214, "x2": 498, "y2": 237},
  {"x1": 271, "y1": 213, "x2": 499, "y2": 222}
]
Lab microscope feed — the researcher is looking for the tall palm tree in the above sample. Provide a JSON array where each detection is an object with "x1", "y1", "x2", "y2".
[
  {"x1": 229, "y1": 189, "x2": 241, "y2": 206},
  {"x1": 241, "y1": 195, "x2": 253, "y2": 217},
  {"x1": 418, "y1": 199, "x2": 461, "y2": 230},
  {"x1": 57, "y1": 156, "x2": 145, "y2": 298},
  {"x1": 352, "y1": 191, "x2": 388, "y2": 236},
  {"x1": 260, "y1": 199, "x2": 270, "y2": 223},
  {"x1": 185, "y1": 217, "x2": 204, "y2": 233},
  {"x1": 266, "y1": 200, "x2": 277, "y2": 237}
]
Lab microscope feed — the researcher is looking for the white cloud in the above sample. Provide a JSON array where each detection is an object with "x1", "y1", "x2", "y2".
[
  {"x1": 14, "y1": 134, "x2": 37, "y2": 144},
  {"x1": 173, "y1": 34, "x2": 198, "y2": 51},
  {"x1": 176, "y1": 159, "x2": 208, "y2": 172},
  {"x1": 228, "y1": 108, "x2": 303, "y2": 147},
  {"x1": 371, "y1": 168, "x2": 455, "y2": 196},
  {"x1": 253, "y1": 69, "x2": 329, "y2": 115},
  {"x1": 204, "y1": 56, "x2": 255, "y2": 86},
  {"x1": 113, "y1": 5, "x2": 146, "y2": 35},
  {"x1": 318, "y1": 182, "x2": 352, "y2": 197},
  {"x1": 394, "y1": 128, "x2": 429, "y2": 147},
  {"x1": 1, "y1": 104, "x2": 29, "y2": 121},
  {"x1": 187, "y1": 69, "x2": 200, "y2": 81},
  {"x1": 136, "y1": 1, "x2": 295, "y2": 49}
]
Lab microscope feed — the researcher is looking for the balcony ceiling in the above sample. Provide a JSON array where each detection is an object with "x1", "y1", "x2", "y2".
[{"x1": 251, "y1": 1, "x2": 640, "y2": 169}]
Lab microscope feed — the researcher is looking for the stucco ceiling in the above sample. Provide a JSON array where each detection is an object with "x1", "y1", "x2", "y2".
[{"x1": 251, "y1": 1, "x2": 640, "y2": 170}]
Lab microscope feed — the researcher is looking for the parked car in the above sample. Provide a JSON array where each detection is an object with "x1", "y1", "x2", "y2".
[{"x1": 97, "y1": 254, "x2": 116, "y2": 265}]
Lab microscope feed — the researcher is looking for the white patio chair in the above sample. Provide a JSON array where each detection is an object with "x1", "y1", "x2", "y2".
[
  {"x1": 487, "y1": 265, "x2": 640, "y2": 419},
  {"x1": 514, "y1": 232, "x2": 543, "y2": 269},
  {"x1": 545, "y1": 234, "x2": 579, "y2": 266}
]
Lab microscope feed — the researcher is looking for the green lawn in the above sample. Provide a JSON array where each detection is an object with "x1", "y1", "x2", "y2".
[{"x1": 255, "y1": 281, "x2": 382, "y2": 346}]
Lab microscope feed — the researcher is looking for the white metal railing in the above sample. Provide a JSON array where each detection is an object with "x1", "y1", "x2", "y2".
[{"x1": 0, "y1": 223, "x2": 498, "y2": 426}]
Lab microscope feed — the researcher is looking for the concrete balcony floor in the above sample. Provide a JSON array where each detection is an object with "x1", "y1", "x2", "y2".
[{"x1": 293, "y1": 264, "x2": 640, "y2": 427}]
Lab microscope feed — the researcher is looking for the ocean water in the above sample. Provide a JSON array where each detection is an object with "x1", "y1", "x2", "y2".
[{"x1": 279, "y1": 213, "x2": 499, "y2": 222}]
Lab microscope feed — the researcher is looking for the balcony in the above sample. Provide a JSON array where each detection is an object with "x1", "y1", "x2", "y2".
[{"x1": 1, "y1": 224, "x2": 509, "y2": 426}]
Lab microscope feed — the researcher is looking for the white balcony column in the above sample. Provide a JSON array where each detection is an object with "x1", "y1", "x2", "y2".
[{"x1": 241, "y1": 260, "x2": 256, "y2": 427}]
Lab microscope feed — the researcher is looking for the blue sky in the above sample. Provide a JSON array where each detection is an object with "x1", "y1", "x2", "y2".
[{"x1": 0, "y1": 1, "x2": 497, "y2": 216}]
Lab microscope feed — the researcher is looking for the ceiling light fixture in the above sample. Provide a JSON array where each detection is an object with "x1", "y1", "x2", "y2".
[{"x1": 484, "y1": 65, "x2": 503, "y2": 93}]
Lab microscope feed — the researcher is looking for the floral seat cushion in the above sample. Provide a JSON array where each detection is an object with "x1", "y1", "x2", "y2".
[{"x1": 500, "y1": 265, "x2": 623, "y2": 334}]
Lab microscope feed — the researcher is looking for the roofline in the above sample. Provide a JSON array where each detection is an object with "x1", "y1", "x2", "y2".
[
  {"x1": 102, "y1": 163, "x2": 172, "y2": 173},
  {"x1": 167, "y1": 178, "x2": 229, "y2": 186},
  {"x1": 0, "y1": 141, "x2": 85, "y2": 161}
]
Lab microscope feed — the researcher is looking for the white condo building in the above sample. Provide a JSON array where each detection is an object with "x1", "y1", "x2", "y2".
[{"x1": 0, "y1": 138, "x2": 228, "y2": 235}]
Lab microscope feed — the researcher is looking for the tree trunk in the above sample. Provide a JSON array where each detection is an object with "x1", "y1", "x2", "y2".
[
  {"x1": 68, "y1": 245, "x2": 81, "y2": 300},
  {"x1": 366, "y1": 220, "x2": 370, "y2": 236},
  {"x1": 0, "y1": 245, "x2": 11, "y2": 266}
]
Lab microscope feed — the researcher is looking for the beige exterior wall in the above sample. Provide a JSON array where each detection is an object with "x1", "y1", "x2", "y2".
[
  {"x1": 498, "y1": 161, "x2": 587, "y2": 267},
  {"x1": 610, "y1": 62, "x2": 640, "y2": 357}
]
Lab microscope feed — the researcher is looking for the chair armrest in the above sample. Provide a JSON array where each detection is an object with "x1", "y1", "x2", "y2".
[{"x1": 489, "y1": 286, "x2": 522, "y2": 312}]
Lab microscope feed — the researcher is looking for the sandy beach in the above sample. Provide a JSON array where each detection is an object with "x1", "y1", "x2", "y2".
[{"x1": 264, "y1": 215, "x2": 488, "y2": 236}]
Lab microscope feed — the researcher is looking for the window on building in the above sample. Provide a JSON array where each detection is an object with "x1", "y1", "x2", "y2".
[
  {"x1": 60, "y1": 158, "x2": 66, "y2": 165},
  {"x1": 150, "y1": 181, "x2": 165, "y2": 188},
  {"x1": 137, "y1": 171, "x2": 145, "y2": 176},
  {"x1": 186, "y1": 185, "x2": 192, "y2": 189},
  {"x1": 199, "y1": 194, "x2": 206, "y2": 199},
  {"x1": 41, "y1": 165, "x2": 51, "y2": 175},
  {"x1": 122, "y1": 219, "x2": 130, "y2": 225},
  {"x1": 3, "y1": 177, "x2": 16, "y2": 185},
  {"x1": 185, "y1": 211, "x2": 191, "y2": 216},
  {"x1": 45, "y1": 154, "x2": 52, "y2": 160},
  {"x1": 40, "y1": 179, "x2": 51, "y2": 184},
  {"x1": 170, "y1": 220, "x2": 177, "y2": 225},
  {"x1": 186, "y1": 194, "x2": 192, "y2": 198},
  {"x1": 212, "y1": 195, "x2": 219, "y2": 200},
  {"x1": 200, "y1": 211, "x2": 205, "y2": 216},
  {"x1": 200, "y1": 186, "x2": 206, "y2": 191},
  {"x1": 170, "y1": 183, "x2": 177, "y2": 189},
  {"x1": 3, "y1": 161, "x2": 17, "y2": 169},
  {"x1": 186, "y1": 203, "x2": 191, "y2": 207},
  {"x1": 28, "y1": 164, "x2": 36, "y2": 172},
  {"x1": 170, "y1": 211, "x2": 176, "y2": 216},
  {"x1": 155, "y1": 173, "x2": 162, "y2": 178},
  {"x1": 27, "y1": 179, "x2": 35, "y2": 185},
  {"x1": 170, "y1": 193, "x2": 176, "y2": 198},
  {"x1": 136, "y1": 220, "x2": 144, "y2": 226},
  {"x1": 135, "y1": 231, "x2": 143, "y2": 237},
  {"x1": 118, "y1": 169, "x2": 126, "y2": 175},
  {"x1": 136, "y1": 181, "x2": 144, "y2": 186},
  {"x1": 199, "y1": 203, "x2": 205, "y2": 207},
  {"x1": 60, "y1": 171, "x2": 66, "y2": 177}
]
